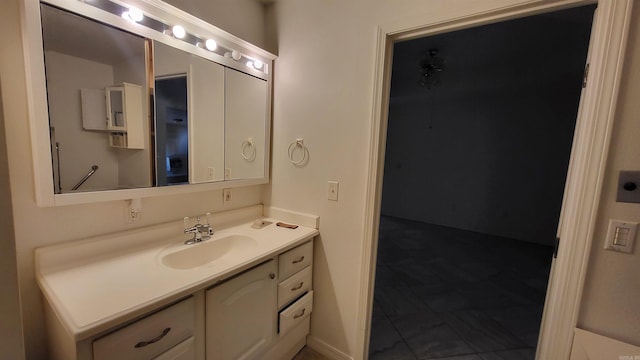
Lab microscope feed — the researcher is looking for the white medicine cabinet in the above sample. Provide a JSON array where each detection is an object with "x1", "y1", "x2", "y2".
[
  {"x1": 106, "y1": 83, "x2": 144, "y2": 149},
  {"x1": 24, "y1": 0, "x2": 276, "y2": 206}
]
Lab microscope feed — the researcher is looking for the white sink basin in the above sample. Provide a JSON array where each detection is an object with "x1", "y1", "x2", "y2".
[{"x1": 162, "y1": 233, "x2": 258, "y2": 270}]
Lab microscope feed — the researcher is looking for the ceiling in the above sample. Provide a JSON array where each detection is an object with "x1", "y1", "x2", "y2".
[{"x1": 41, "y1": 3, "x2": 145, "y2": 66}]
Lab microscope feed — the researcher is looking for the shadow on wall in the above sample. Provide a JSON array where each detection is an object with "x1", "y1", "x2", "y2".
[{"x1": 0, "y1": 78, "x2": 27, "y2": 359}]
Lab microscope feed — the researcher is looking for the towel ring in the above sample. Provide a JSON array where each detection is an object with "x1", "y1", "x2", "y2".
[
  {"x1": 288, "y1": 139, "x2": 308, "y2": 165},
  {"x1": 241, "y1": 138, "x2": 256, "y2": 161}
]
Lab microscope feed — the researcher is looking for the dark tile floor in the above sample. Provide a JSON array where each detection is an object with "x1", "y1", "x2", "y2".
[{"x1": 369, "y1": 216, "x2": 553, "y2": 360}]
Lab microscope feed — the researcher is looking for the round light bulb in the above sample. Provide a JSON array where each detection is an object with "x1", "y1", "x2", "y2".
[
  {"x1": 253, "y1": 60, "x2": 263, "y2": 70},
  {"x1": 231, "y1": 50, "x2": 241, "y2": 61},
  {"x1": 172, "y1": 25, "x2": 186, "y2": 39},
  {"x1": 246, "y1": 61, "x2": 254, "y2": 68},
  {"x1": 128, "y1": 7, "x2": 143, "y2": 22},
  {"x1": 205, "y1": 39, "x2": 217, "y2": 51}
]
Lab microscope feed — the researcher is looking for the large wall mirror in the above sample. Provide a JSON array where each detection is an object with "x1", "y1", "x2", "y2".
[{"x1": 28, "y1": 0, "x2": 274, "y2": 205}]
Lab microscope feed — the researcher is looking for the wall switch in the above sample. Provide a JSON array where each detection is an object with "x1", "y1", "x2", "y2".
[
  {"x1": 207, "y1": 167, "x2": 215, "y2": 181},
  {"x1": 328, "y1": 181, "x2": 339, "y2": 201},
  {"x1": 604, "y1": 219, "x2": 637, "y2": 253},
  {"x1": 223, "y1": 188, "x2": 232, "y2": 203}
]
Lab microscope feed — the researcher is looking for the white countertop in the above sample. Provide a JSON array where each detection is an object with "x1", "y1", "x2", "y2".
[{"x1": 35, "y1": 205, "x2": 319, "y2": 340}]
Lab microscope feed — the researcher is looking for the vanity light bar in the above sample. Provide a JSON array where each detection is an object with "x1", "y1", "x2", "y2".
[{"x1": 78, "y1": 0, "x2": 267, "y2": 73}]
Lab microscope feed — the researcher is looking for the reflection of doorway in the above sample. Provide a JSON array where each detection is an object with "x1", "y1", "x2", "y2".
[
  {"x1": 368, "y1": 5, "x2": 594, "y2": 359},
  {"x1": 155, "y1": 75, "x2": 189, "y2": 185}
]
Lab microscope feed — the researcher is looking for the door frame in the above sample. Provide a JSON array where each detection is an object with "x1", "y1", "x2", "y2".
[{"x1": 357, "y1": 0, "x2": 634, "y2": 359}]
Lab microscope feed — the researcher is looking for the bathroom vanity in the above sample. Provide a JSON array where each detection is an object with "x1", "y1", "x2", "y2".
[{"x1": 35, "y1": 206, "x2": 319, "y2": 359}]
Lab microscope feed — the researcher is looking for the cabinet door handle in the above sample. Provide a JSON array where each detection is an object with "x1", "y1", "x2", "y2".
[
  {"x1": 291, "y1": 282, "x2": 304, "y2": 291},
  {"x1": 293, "y1": 308, "x2": 306, "y2": 319},
  {"x1": 134, "y1": 327, "x2": 171, "y2": 348},
  {"x1": 292, "y1": 256, "x2": 305, "y2": 264}
]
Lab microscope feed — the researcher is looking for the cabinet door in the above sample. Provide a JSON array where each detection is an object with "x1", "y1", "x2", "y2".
[{"x1": 205, "y1": 260, "x2": 277, "y2": 360}]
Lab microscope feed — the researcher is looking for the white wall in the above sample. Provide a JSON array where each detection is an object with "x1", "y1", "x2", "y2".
[
  {"x1": 0, "y1": 1, "x2": 267, "y2": 359},
  {"x1": 45, "y1": 51, "x2": 121, "y2": 191},
  {"x1": 269, "y1": 0, "x2": 640, "y2": 357},
  {"x1": 113, "y1": 55, "x2": 154, "y2": 188},
  {"x1": 381, "y1": 8, "x2": 591, "y2": 245},
  {"x1": 577, "y1": 2, "x2": 640, "y2": 346}
]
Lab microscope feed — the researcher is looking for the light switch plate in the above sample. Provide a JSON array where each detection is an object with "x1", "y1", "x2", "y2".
[
  {"x1": 327, "y1": 181, "x2": 339, "y2": 201},
  {"x1": 604, "y1": 219, "x2": 637, "y2": 253}
]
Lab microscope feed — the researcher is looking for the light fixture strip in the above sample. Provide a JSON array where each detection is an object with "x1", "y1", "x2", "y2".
[{"x1": 78, "y1": 0, "x2": 266, "y2": 73}]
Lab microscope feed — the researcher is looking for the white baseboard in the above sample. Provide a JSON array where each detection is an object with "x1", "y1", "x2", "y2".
[{"x1": 306, "y1": 336, "x2": 353, "y2": 360}]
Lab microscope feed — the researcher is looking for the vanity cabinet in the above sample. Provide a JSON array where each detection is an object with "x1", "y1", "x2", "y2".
[
  {"x1": 205, "y1": 260, "x2": 277, "y2": 360},
  {"x1": 276, "y1": 241, "x2": 314, "y2": 336},
  {"x1": 93, "y1": 297, "x2": 195, "y2": 360},
  {"x1": 105, "y1": 83, "x2": 144, "y2": 149},
  {"x1": 204, "y1": 241, "x2": 314, "y2": 360},
  {"x1": 37, "y1": 209, "x2": 318, "y2": 360}
]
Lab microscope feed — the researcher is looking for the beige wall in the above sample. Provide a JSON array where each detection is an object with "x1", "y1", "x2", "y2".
[
  {"x1": 0, "y1": 84, "x2": 25, "y2": 359},
  {"x1": 0, "y1": 0, "x2": 266, "y2": 359},
  {"x1": 269, "y1": 0, "x2": 640, "y2": 357},
  {"x1": 577, "y1": 2, "x2": 640, "y2": 346},
  {"x1": 164, "y1": 0, "x2": 267, "y2": 50}
]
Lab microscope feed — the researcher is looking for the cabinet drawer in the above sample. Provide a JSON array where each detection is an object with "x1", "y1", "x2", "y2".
[
  {"x1": 153, "y1": 336, "x2": 195, "y2": 360},
  {"x1": 278, "y1": 266, "x2": 312, "y2": 309},
  {"x1": 279, "y1": 290, "x2": 313, "y2": 335},
  {"x1": 278, "y1": 241, "x2": 312, "y2": 280},
  {"x1": 93, "y1": 297, "x2": 195, "y2": 360}
]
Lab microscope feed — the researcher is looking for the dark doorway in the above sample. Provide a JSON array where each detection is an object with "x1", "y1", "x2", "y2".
[{"x1": 370, "y1": 4, "x2": 595, "y2": 359}]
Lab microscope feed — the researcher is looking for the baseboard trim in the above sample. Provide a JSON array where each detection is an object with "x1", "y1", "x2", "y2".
[{"x1": 306, "y1": 336, "x2": 353, "y2": 360}]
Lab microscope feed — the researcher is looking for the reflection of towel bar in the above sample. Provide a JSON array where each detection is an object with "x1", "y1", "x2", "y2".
[{"x1": 72, "y1": 165, "x2": 99, "y2": 190}]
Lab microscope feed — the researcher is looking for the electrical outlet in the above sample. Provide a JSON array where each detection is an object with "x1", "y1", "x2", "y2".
[
  {"x1": 223, "y1": 188, "x2": 232, "y2": 203},
  {"x1": 124, "y1": 198, "x2": 142, "y2": 223},
  {"x1": 225, "y1": 168, "x2": 231, "y2": 180},
  {"x1": 328, "y1": 181, "x2": 339, "y2": 201},
  {"x1": 207, "y1": 167, "x2": 215, "y2": 181},
  {"x1": 125, "y1": 203, "x2": 141, "y2": 223}
]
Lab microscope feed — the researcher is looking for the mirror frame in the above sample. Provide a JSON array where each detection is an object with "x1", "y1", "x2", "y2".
[{"x1": 22, "y1": 0, "x2": 276, "y2": 206}]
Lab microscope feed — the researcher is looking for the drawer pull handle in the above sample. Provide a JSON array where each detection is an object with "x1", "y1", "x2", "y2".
[
  {"x1": 134, "y1": 327, "x2": 171, "y2": 348},
  {"x1": 293, "y1": 308, "x2": 306, "y2": 319},
  {"x1": 292, "y1": 256, "x2": 305, "y2": 264},
  {"x1": 291, "y1": 282, "x2": 304, "y2": 291}
]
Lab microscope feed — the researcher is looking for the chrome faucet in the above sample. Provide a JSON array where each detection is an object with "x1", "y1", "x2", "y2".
[{"x1": 184, "y1": 213, "x2": 214, "y2": 245}]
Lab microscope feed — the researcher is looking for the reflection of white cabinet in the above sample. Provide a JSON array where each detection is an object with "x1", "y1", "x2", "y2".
[
  {"x1": 105, "y1": 82, "x2": 144, "y2": 149},
  {"x1": 205, "y1": 260, "x2": 277, "y2": 360}
]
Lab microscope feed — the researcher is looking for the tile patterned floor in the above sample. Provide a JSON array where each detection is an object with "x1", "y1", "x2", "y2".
[{"x1": 369, "y1": 216, "x2": 553, "y2": 360}]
